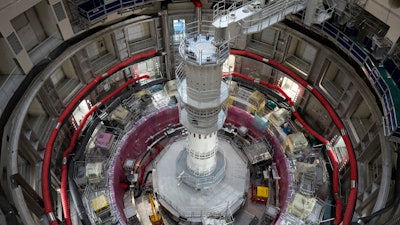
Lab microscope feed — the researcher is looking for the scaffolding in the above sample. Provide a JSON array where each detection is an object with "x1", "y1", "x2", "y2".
[
  {"x1": 243, "y1": 139, "x2": 273, "y2": 165},
  {"x1": 201, "y1": 203, "x2": 234, "y2": 225}
]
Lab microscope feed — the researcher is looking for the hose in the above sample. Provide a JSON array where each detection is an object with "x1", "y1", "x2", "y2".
[{"x1": 143, "y1": 170, "x2": 153, "y2": 186}]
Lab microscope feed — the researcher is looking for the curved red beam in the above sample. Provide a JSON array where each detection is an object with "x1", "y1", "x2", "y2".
[
  {"x1": 231, "y1": 49, "x2": 357, "y2": 225},
  {"x1": 231, "y1": 72, "x2": 343, "y2": 224},
  {"x1": 60, "y1": 75, "x2": 149, "y2": 225},
  {"x1": 229, "y1": 71, "x2": 343, "y2": 224},
  {"x1": 192, "y1": 0, "x2": 202, "y2": 8},
  {"x1": 42, "y1": 49, "x2": 157, "y2": 225},
  {"x1": 41, "y1": 47, "x2": 357, "y2": 225}
]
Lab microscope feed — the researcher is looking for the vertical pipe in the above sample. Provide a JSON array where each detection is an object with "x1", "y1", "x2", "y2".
[
  {"x1": 159, "y1": 4, "x2": 172, "y2": 80},
  {"x1": 193, "y1": 0, "x2": 202, "y2": 34}
]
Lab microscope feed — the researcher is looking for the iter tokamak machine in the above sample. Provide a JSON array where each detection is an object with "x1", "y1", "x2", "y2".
[{"x1": 153, "y1": 13, "x2": 248, "y2": 223}]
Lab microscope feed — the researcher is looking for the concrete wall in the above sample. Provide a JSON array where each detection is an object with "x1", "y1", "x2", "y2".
[
  {"x1": 0, "y1": 0, "x2": 73, "y2": 74},
  {"x1": 0, "y1": 0, "x2": 41, "y2": 73},
  {"x1": 365, "y1": 0, "x2": 400, "y2": 42}
]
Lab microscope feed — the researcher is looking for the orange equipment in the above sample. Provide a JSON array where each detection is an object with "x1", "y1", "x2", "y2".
[{"x1": 148, "y1": 193, "x2": 163, "y2": 225}]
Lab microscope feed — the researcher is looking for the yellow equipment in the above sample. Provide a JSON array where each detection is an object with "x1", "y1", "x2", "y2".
[
  {"x1": 148, "y1": 193, "x2": 163, "y2": 225},
  {"x1": 91, "y1": 194, "x2": 109, "y2": 213},
  {"x1": 256, "y1": 186, "x2": 269, "y2": 199}
]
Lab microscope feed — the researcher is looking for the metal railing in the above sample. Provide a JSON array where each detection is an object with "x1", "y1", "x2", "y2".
[
  {"x1": 202, "y1": 202, "x2": 234, "y2": 224},
  {"x1": 213, "y1": 0, "x2": 250, "y2": 23},
  {"x1": 237, "y1": 0, "x2": 304, "y2": 33},
  {"x1": 178, "y1": 38, "x2": 230, "y2": 65},
  {"x1": 285, "y1": 55, "x2": 311, "y2": 73},
  {"x1": 77, "y1": 0, "x2": 160, "y2": 23},
  {"x1": 289, "y1": 12, "x2": 398, "y2": 138},
  {"x1": 184, "y1": 20, "x2": 216, "y2": 38},
  {"x1": 128, "y1": 38, "x2": 157, "y2": 54},
  {"x1": 78, "y1": 3, "x2": 107, "y2": 23},
  {"x1": 247, "y1": 39, "x2": 275, "y2": 56},
  {"x1": 158, "y1": 193, "x2": 242, "y2": 220}
]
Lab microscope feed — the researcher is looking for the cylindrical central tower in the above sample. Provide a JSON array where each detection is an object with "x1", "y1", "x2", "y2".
[
  {"x1": 152, "y1": 22, "x2": 248, "y2": 222},
  {"x1": 182, "y1": 60, "x2": 226, "y2": 176},
  {"x1": 176, "y1": 25, "x2": 230, "y2": 187}
]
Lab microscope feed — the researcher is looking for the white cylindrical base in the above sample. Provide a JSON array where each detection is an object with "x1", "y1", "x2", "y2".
[{"x1": 186, "y1": 131, "x2": 218, "y2": 176}]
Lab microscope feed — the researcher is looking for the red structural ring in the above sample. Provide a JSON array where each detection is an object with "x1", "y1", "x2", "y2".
[
  {"x1": 42, "y1": 50, "x2": 157, "y2": 225},
  {"x1": 231, "y1": 49, "x2": 357, "y2": 225}
]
